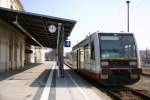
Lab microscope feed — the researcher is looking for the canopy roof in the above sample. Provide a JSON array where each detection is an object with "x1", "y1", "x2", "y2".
[{"x1": 0, "y1": 7, "x2": 76, "y2": 48}]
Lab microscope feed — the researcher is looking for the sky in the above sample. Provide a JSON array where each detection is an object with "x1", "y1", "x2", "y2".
[{"x1": 20, "y1": 0, "x2": 150, "y2": 51}]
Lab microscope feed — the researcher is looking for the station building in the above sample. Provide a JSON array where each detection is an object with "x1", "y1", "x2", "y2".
[
  {"x1": 0, "y1": 0, "x2": 24, "y2": 72},
  {"x1": 0, "y1": 0, "x2": 76, "y2": 77},
  {"x1": 0, "y1": 0, "x2": 45, "y2": 72},
  {"x1": 0, "y1": 0, "x2": 23, "y2": 10}
]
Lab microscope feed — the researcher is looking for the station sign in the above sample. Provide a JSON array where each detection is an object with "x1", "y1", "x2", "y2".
[{"x1": 64, "y1": 40, "x2": 71, "y2": 47}]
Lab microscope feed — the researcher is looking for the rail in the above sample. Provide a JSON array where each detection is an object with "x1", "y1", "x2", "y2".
[{"x1": 105, "y1": 87, "x2": 150, "y2": 100}]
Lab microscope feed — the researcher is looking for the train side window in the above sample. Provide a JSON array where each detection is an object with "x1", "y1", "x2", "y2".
[
  {"x1": 84, "y1": 44, "x2": 90, "y2": 62},
  {"x1": 91, "y1": 41, "x2": 95, "y2": 60}
]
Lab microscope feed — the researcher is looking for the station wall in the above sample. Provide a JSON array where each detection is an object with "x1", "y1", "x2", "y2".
[
  {"x1": 25, "y1": 45, "x2": 45, "y2": 64},
  {"x1": 0, "y1": 0, "x2": 24, "y2": 11},
  {"x1": 34, "y1": 46, "x2": 45, "y2": 63},
  {"x1": 0, "y1": 18, "x2": 25, "y2": 72}
]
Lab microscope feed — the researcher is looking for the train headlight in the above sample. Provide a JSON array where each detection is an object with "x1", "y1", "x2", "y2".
[
  {"x1": 129, "y1": 61, "x2": 137, "y2": 66},
  {"x1": 101, "y1": 61, "x2": 109, "y2": 66}
]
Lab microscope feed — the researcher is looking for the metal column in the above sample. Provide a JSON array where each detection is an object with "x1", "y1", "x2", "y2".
[
  {"x1": 57, "y1": 23, "x2": 64, "y2": 78},
  {"x1": 126, "y1": 1, "x2": 130, "y2": 32}
]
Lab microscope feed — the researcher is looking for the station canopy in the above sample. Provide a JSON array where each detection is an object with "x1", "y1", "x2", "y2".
[{"x1": 0, "y1": 7, "x2": 76, "y2": 48}]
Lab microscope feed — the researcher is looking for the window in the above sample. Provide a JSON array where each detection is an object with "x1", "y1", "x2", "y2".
[
  {"x1": 90, "y1": 41, "x2": 95, "y2": 60},
  {"x1": 99, "y1": 34, "x2": 137, "y2": 59},
  {"x1": 84, "y1": 44, "x2": 90, "y2": 62},
  {"x1": 10, "y1": 5, "x2": 13, "y2": 9}
]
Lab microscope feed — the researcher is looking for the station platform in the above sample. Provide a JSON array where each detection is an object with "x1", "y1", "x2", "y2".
[
  {"x1": 0, "y1": 61, "x2": 111, "y2": 100},
  {"x1": 40, "y1": 61, "x2": 111, "y2": 100},
  {"x1": 0, "y1": 62, "x2": 54, "y2": 100}
]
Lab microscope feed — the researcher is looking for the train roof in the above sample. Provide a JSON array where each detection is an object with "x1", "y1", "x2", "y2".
[{"x1": 72, "y1": 32, "x2": 134, "y2": 50}]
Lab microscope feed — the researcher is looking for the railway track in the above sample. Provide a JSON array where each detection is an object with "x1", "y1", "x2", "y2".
[
  {"x1": 104, "y1": 86, "x2": 150, "y2": 100},
  {"x1": 64, "y1": 61, "x2": 150, "y2": 100}
]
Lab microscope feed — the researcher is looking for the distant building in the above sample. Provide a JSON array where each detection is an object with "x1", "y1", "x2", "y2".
[{"x1": 139, "y1": 50, "x2": 150, "y2": 66}]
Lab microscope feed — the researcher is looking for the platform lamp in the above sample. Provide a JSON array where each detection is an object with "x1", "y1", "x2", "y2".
[{"x1": 126, "y1": 0, "x2": 130, "y2": 32}]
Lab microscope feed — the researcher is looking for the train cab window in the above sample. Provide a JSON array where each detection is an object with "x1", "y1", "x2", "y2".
[{"x1": 91, "y1": 41, "x2": 95, "y2": 60}]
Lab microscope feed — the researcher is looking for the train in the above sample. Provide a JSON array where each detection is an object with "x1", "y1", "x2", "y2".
[{"x1": 70, "y1": 32, "x2": 141, "y2": 85}]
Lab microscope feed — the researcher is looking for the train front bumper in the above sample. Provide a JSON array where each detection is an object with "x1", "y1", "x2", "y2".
[{"x1": 100, "y1": 68, "x2": 142, "y2": 85}]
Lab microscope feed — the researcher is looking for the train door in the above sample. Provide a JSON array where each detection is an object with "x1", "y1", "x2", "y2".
[
  {"x1": 90, "y1": 41, "x2": 96, "y2": 72},
  {"x1": 90, "y1": 34, "x2": 100, "y2": 78},
  {"x1": 84, "y1": 44, "x2": 90, "y2": 71}
]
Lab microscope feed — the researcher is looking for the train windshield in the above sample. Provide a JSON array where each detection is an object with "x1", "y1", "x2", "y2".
[{"x1": 99, "y1": 34, "x2": 137, "y2": 59}]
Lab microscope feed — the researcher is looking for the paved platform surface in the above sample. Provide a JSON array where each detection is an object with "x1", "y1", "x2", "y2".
[
  {"x1": 0, "y1": 61, "x2": 54, "y2": 100},
  {"x1": 0, "y1": 61, "x2": 111, "y2": 100},
  {"x1": 41, "y1": 64, "x2": 111, "y2": 100}
]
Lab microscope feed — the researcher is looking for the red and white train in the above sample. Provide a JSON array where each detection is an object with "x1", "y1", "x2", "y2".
[{"x1": 71, "y1": 32, "x2": 141, "y2": 85}]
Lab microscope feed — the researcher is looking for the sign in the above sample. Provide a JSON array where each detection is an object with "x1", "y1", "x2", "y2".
[
  {"x1": 64, "y1": 40, "x2": 71, "y2": 47},
  {"x1": 101, "y1": 36, "x2": 119, "y2": 40},
  {"x1": 48, "y1": 25, "x2": 57, "y2": 33}
]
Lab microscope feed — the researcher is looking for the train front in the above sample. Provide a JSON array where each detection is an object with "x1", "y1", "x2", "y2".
[{"x1": 99, "y1": 33, "x2": 141, "y2": 85}]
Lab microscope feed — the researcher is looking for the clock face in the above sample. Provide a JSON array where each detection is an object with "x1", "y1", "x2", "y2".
[{"x1": 48, "y1": 25, "x2": 57, "y2": 33}]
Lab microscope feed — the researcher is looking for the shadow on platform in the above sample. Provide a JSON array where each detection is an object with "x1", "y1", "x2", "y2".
[
  {"x1": 31, "y1": 68, "x2": 93, "y2": 100},
  {"x1": 0, "y1": 63, "x2": 43, "y2": 81},
  {"x1": 30, "y1": 68, "x2": 93, "y2": 88},
  {"x1": 30, "y1": 69, "x2": 52, "y2": 87}
]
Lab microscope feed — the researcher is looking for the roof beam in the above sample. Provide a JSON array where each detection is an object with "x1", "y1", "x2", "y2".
[
  {"x1": 13, "y1": 21, "x2": 43, "y2": 47},
  {"x1": 0, "y1": 7, "x2": 76, "y2": 48}
]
